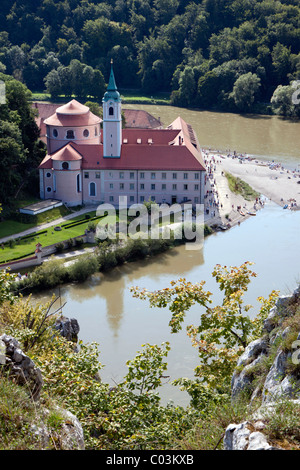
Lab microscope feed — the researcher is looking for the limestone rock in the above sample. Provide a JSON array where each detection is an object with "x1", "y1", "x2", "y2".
[
  {"x1": 231, "y1": 338, "x2": 268, "y2": 399},
  {"x1": 31, "y1": 407, "x2": 85, "y2": 450},
  {"x1": 54, "y1": 316, "x2": 80, "y2": 342},
  {"x1": 223, "y1": 422, "x2": 281, "y2": 450},
  {"x1": 0, "y1": 334, "x2": 43, "y2": 401}
]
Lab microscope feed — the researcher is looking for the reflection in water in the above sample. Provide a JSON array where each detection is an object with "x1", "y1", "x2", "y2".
[
  {"x1": 32, "y1": 202, "x2": 300, "y2": 406},
  {"x1": 46, "y1": 245, "x2": 205, "y2": 337}
]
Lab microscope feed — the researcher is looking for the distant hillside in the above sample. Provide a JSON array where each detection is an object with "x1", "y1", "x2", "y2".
[{"x1": 0, "y1": 0, "x2": 299, "y2": 114}]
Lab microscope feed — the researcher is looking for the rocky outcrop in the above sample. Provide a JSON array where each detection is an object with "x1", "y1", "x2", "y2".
[
  {"x1": 223, "y1": 421, "x2": 280, "y2": 450},
  {"x1": 31, "y1": 406, "x2": 85, "y2": 450},
  {"x1": 54, "y1": 316, "x2": 80, "y2": 343},
  {"x1": 0, "y1": 317, "x2": 85, "y2": 450},
  {"x1": 0, "y1": 333, "x2": 43, "y2": 401},
  {"x1": 224, "y1": 285, "x2": 300, "y2": 450}
]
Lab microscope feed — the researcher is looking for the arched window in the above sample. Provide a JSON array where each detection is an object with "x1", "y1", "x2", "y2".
[
  {"x1": 109, "y1": 106, "x2": 114, "y2": 116},
  {"x1": 89, "y1": 182, "x2": 96, "y2": 197},
  {"x1": 66, "y1": 129, "x2": 75, "y2": 139},
  {"x1": 62, "y1": 162, "x2": 69, "y2": 170},
  {"x1": 53, "y1": 129, "x2": 58, "y2": 138}
]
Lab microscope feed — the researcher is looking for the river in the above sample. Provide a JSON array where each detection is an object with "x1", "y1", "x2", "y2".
[
  {"x1": 33, "y1": 106, "x2": 300, "y2": 406},
  {"x1": 125, "y1": 104, "x2": 300, "y2": 168}
]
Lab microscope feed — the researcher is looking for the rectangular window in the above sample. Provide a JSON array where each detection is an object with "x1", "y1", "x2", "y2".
[
  {"x1": 172, "y1": 184, "x2": 177, "y2": 190},
  {"x1": 194, "y1": 197, "x2": 199, "y2": 203},
  {"x1": 162, "y1": 172, "x2": 166, "y2": 179},
  {"x1": 130, "y1": 172, "x2": 135, "y2": 179},
  {"x1": 184, "y1": 173, "x2": 188, "y2": 179},
  {"x1": 119, "y1": 172, "x2": 124, "y2": 179},
  {"x1": 140, "y1": 172, "x2": 145, "y2": 179},
  {"x1": 162, "y1": 184, "x2": 166, "y2": 190},
  {"x1": 184, "y1": 184, "x2": 188, "y2": 190},
  {"x1": 173, "y1": 173, "x2": 177, "y2": 179},
  {"x1": 140, "y1": 183, "x2": 144, "y2": 190},
  {"x1": 140, "y1": 195, "x2": 145, "y2": 202},
  {"x1": 130, "y1": 195, "x2": 134, "y2": 202},
  {"x1": 195, "y1": 173, "x2": 199, "y2": 180},
  {"x1": 130, "y1": 183, "x2": 134, "y2": 190},
  {"x1": 120, "y1": 183, "x2": 124, "y2": 190},
  {"x1": 109, "y1": 195, "x2": 114, "y2": 202},
  {"x1": 151, "y1": 184, "x2": 155, "y2": 190},
  {"x1": 109, "y1": 183, "x2": 113, "y2": 189},
  {"x1": 95, "y1": 172, "x2": 100, "y2": 179},
  {"x1": 84, "y1": 172, "x2": 89, "y2": 179},
  {"x1": 194, "y1": 184, "x2": 199, "y2": 190},
  {"x1": 151, "y1": 172, "x2": 156, "y2": 179}
]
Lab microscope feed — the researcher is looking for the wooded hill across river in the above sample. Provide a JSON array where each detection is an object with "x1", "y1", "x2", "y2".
[{"x1": 0, "y1": 0, "x2": 300, "y2": 116}]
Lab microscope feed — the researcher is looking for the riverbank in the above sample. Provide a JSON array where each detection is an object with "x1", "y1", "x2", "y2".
[{"x1": 202, "y1": 150, "x2": 300, "y2": 230}]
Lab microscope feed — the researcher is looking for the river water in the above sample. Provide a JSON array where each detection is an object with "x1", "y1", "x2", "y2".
[
  {"x1": 33, "y1": 107, "x2": 300, "y2": 406},
  {"x1": 125, "y1": 104, "x2": 300, "y2": 168}
]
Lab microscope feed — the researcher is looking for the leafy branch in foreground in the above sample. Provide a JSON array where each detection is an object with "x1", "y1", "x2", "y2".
[{"x1": 131, "y1": 262, "x2": 279, "y2": 393}]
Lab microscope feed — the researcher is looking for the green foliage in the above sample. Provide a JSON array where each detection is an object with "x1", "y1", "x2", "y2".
[
  {"x1": 0, "y1": 0, "x2": 299, "y2": 114},
  {"x1": 0, "y1": 74, "x2": 44, "y2": 204},
  {"x1": 230, "y1": 72, "x2": 261, "y2": 111},
  {"x1": 225, "y1": 171, "x2": 260, "y2": 200},
  {"x1": 262, "y1": 400, "x2": 300, "y2": 448},
  {"x1": 131, "y1": 262, "x2": 279, "y2": 393}
]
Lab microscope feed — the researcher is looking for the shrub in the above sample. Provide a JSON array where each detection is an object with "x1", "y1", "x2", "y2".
[
  {"x1": 55, "y1": 242, "x2": 64, "y2": 253},
  {"x1": 68, "y1": 255, "x2": 99, "y2": 283},
  {"x1": 74, "y1": 237, "x2": 84, "y2": 247}
]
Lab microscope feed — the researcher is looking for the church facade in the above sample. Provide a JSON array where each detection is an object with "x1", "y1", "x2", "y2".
[{"x1": 38, "y1": 65, "x2": 206, "y2": 208}]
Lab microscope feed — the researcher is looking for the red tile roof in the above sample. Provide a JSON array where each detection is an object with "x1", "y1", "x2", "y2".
[
  {"x1": 123, "y1": 109, "x2": 162, "y2": 129},
  {"x1": 38, "y1": 116, "x2": 206, "y2": 172},
  {"x1": 51, "y1": 144, "x2": 82, "y2": 161}
]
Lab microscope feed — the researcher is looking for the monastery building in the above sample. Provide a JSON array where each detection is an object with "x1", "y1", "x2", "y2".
[{"x1": 38, "y1": 65, "x2": 206, "y2": 208}]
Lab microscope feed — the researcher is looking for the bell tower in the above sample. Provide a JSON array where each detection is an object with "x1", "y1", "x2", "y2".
[{"x1": 102, "y1": 60, "x2": 122, "y2": 158}]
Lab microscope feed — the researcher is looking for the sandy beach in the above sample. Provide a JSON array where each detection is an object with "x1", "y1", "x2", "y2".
[{"x1": 203, "y1": 150, "x2": 300, "y2": 229}]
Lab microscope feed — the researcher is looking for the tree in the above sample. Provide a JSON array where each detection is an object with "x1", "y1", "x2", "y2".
[
  {"x1": 230, "y1": 72, "x2": 261, "y2": 111},
  {"x1": 131, "y1": 262, "x2": 278, "y2": 395},
  {"x1": 0, "y1": 74, "x2": 43, "y2": 201},
  {"x1": 44, "y1": 69, "x2": 62, "y2": 99},
  {"x1": 270, "y1": 83, "x2": 299, "y2": 117},
  {"x1": 178, "y1": 66, "x2": 196, "y2": 106}
]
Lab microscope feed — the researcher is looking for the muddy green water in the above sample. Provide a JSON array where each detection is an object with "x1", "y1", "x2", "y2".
[{"x1": 33, "y1": 107, "x2": 300, "y2": 406}]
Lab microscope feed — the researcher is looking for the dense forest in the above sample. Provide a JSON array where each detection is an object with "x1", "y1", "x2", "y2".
[{"x1": 0, "y1": 0, "x2": 300, "y2": 115}]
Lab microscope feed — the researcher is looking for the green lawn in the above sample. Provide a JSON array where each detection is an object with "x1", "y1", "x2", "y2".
[
  {"x1": 0, "y1": 212, "x2": 117, "y2": 264},
  {"x1": 120, "y1": 90, "x2": 171, "y2": 105},
  {"x1": 30, "y1": 90, "x2": 171, "y2": 105},
  {"x1": 0, "y1": 205, "x2": 71, "y2": 239}
]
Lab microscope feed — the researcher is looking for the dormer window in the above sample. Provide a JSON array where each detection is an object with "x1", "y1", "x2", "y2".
[
  {"x1": 62, "y1": 162, "x2": 69, "y2": 170},
  {"x1": 66, "y1": 130, "x2": 75, "y2": 139},
  {"x1": 109, "y1": 106, "x2": 114, "y2": 116}
]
